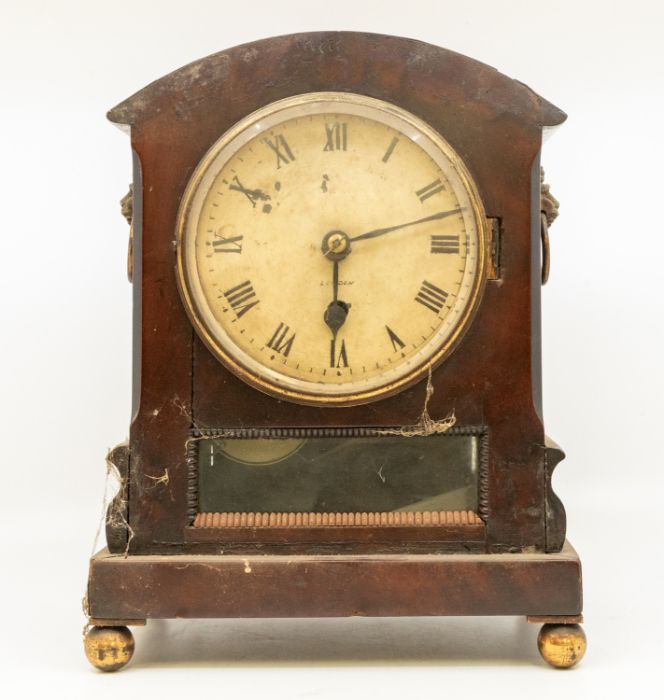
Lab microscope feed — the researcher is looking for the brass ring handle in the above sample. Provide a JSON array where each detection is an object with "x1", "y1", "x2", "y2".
[
  {"x1": 541, "y1": 212, "x2": 550, "y2": 285},
  {"x1": 539, "y1": 168, "x2": 559, "y2": 286},
  {"x1": 120, "y1": 185, "x2": 134, "y2": 283}
]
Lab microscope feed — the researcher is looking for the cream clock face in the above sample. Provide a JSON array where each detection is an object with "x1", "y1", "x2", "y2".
[{"x1": 177, "y1": 92, "x2": 487, "y2": 405}]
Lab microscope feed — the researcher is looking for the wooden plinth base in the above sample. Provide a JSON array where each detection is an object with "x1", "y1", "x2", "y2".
[
  {"x1": 86, "y1": 540, "x2": 582, "y2": 621},
  {"x1": 85, "y1": 540, "x2": 584, "y2": 670}
]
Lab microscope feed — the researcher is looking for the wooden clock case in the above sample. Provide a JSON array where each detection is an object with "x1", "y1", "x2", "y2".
[{"x1": 85, "y1": 32, "x2": 583, "y2": 669}]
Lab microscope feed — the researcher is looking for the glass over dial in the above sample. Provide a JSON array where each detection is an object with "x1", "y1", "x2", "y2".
[{"x1": 176, "y1": 92, "x2": 487, "y2": 405}]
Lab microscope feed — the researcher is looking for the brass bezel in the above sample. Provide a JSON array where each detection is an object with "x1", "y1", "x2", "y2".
[{"x1": 176, "y1": 92, "x2": 488, "y2": 406}]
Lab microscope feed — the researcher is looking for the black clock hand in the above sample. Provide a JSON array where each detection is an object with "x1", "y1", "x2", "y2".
[
  {"x1": 332, "y1": 258, "x2": 339, "y2": 302},
  {"x1": 349, "y1": 208, "x2": 464, "y2": 243},
  {"x1": 323, "y1": 260, "x2": 350, "y2": 337}
]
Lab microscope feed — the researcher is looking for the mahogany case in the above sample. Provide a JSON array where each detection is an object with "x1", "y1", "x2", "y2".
[{"x1": 102, "y1": 31, "x2": 570, "y2": 562}]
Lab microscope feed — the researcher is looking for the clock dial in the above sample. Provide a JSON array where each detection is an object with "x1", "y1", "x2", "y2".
[{"x1": 177, "y1": 93, "x2": 487, "y2": 405}]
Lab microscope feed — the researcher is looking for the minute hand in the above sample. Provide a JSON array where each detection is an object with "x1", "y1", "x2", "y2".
[{"x1": 349, "y1": 208, "x2": 465, "y2": 243}]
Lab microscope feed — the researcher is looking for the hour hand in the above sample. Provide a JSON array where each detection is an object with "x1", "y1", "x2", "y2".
[
  {"x1": 324, "y1": 299, "x2": 350, "y2": 336},
  {"x1": 324, "y1": 260, "x2": 350, "y2": 335}
]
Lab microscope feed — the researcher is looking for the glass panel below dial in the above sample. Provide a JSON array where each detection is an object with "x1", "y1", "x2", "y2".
[{"x1": 195, "y1": 432, "x2": 480, "y2": 517}]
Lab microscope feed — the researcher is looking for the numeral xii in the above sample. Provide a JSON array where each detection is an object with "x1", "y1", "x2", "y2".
[{"x1": 324, "y1": 122, "x2": 347, "y2": 151}]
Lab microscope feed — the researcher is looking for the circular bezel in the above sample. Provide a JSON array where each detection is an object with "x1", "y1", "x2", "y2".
[{"x1": 176, "y1": 92, "x2": 488, "y2": 406}]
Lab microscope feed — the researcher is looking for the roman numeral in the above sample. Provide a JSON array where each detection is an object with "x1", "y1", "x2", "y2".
[
  {"x1": 385, "y1": 326, "x2": 406, "y2": 352},
  {"x1": 323, "y1": 122, "x2": 347, "y2": 151},
  {"x1": 266, "y1": 322, "x2": 296, "y2": 357},
  {"x1": 431, "y1": 234, "x2": 460, "y2": 254},
  {"x1": 415, "y1": 280, "x2": 448, "y2": 314},
  {"x1": 228, "y1": 175, "x2": 271, "y2": 209},
  {"x1": 382, "y1": 136, "x2": 399, "y2": 163},
  {"x1": 223, "y1": 280, "x2": 259, "y2": 318},
  {"x1": 264, "y1": 134, "x2": 295, "y2": 168},
  {"x1": 330, "y1": 338, "x2": 349, "y2": 368},
  {"x1": 212, "y1": 234, "x2": 243, "y2": 254},
  {"x1": 416, "y1": 179, "x2": 445, "y2": 202}
]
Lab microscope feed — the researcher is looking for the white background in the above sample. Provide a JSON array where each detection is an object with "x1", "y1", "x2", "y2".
[{"x1": 1, "y1": 0, "x2": 663, "y2": 696}]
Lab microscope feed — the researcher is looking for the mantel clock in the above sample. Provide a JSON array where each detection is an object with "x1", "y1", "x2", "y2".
[{"x1": 84, "y1": 32, "x2": 585, "y2": 671}]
